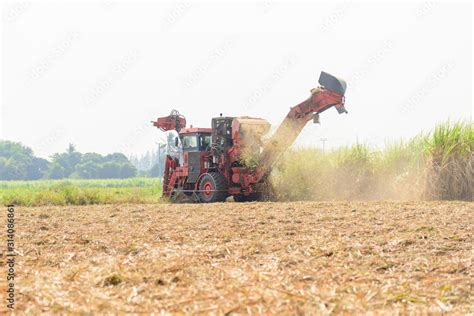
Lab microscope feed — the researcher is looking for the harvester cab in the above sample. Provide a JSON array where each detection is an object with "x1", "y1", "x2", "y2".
[
  {"x1": 179, "y1": 129, "x2": 212, "y2": 152},
  {"x1": 152, "y1": 71, "x2": 347, "y2": 203}
]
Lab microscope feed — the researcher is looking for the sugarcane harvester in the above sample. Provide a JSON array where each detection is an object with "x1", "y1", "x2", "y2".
[{"x1": 153, "y1": 71, "x2": 347, "y2": 202}]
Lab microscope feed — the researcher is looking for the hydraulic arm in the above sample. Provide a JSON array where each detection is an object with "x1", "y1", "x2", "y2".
[{"x1": 257, "y1": 72, "x2": 347, "y2": 180}]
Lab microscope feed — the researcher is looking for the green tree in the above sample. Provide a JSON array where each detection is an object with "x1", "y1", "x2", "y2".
[
  {"x1": 74, "y1": 160, "x2": 101, "y2": 179},
  {"x1": 149, "y1": 163, "x2": 162, "y2": 177},
  {"x1": 98, "y1": 161, "x2": 121, "y2": 178},
  {"x1": 26, "y1": 157, "x2": 49, "y2": 180},
  {"x1": 49, "y1": 144, "x2": 82, "y2": 178},
  {"x1": 105, "y1": 153, "x2": 129, "y2": 163},
  {"x1": 0, "y1": 157, "x2": 26, "y2": 180},
  {"x1": 69, "y1": 151, "x2": 138, "y2": 179},
  {"x1": 81, "y1": 152, "x2": 104, "y2": 164},
  {"x1": 120, "y1": 163, "x2": 137, "y2": 179},
  {"x1": 0, "y1": 140, "x2": 137, "y2": 180},
  {"x1": 0, "y1": 140, "x2": 45, "y2": 180},
  {"x1": 73, "y1": 152, "x2": 105, "y2": 178}
]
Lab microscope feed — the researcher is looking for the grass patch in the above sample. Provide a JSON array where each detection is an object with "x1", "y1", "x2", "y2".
[
  {"x1": 424, "y1": 121, "x2": 473, "y2": 200},
  {"x1": 272, "y1": 121, "x2": 473, "y2": 201},
  {"x1": 0, "y1": 178, "x2": 162, "y2": 206}
]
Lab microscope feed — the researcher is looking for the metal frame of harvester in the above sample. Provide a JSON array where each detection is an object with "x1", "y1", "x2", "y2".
[{"x1": 152, "y1": 71, "x2": 347, "y2": 203}]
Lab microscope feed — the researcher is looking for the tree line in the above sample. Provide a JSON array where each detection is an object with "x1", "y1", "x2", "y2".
[
  {"x1": 131, "y1": 132, "x2": 180, "y2": 178},
  {"x1": 0, "y1": 141, "x2": 137, "y2": 180}
]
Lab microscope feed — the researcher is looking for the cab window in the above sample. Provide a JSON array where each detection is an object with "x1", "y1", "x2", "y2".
[
  {"x1": 182, "y1": 135, "x2": 198, "y2": 151},
  {"x1": 200, "y1": 135, "x2": 211, "y2": 150}
]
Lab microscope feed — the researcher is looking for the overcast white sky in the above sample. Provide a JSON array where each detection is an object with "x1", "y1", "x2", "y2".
[{"x1": 1, "y1": 1, "x2": 472, "y2": 158}]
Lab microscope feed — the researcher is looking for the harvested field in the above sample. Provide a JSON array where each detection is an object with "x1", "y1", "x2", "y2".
[{"x1": 1, "y1": 201, "x2": 473, "y2": 314}]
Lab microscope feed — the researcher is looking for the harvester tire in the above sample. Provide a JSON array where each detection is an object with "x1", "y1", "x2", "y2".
[{"x1": 198, "y1": 172, "x2": 228, "y2": 203}]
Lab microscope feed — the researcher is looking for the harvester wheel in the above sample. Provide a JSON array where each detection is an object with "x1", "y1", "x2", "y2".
[{"x1": 198, "y1": 172, "x2": 228, "y2": 203}]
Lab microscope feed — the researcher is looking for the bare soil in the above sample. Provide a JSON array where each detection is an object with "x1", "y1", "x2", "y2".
[{"x1": 1, "y1": 201, "x2": 472, "y2": 314}]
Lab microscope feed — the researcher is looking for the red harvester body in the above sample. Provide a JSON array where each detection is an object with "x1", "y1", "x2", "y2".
[{"x1": 152, "y1": 71, "x2": 347, "y2": 202}]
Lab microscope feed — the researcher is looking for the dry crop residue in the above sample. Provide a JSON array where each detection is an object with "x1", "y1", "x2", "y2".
[{"x1": 1, "y1": 201, "x2": 472, "y2": 314}]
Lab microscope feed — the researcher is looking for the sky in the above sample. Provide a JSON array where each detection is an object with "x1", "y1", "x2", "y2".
[{"x1": 1, "y1": 1, "x2": 472, "y2": 159}]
